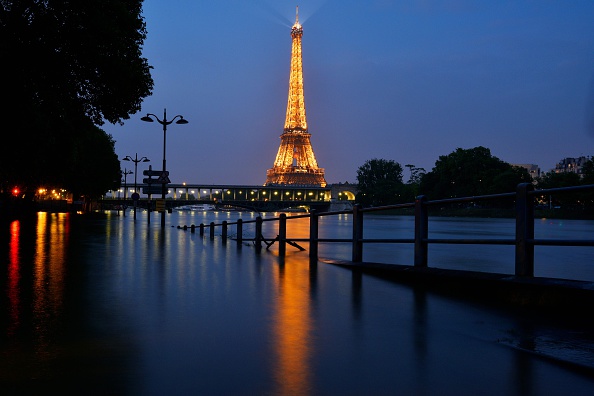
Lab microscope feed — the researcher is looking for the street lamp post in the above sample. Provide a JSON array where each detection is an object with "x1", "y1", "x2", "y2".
[
  {"x1": 141, "y1": 108, "x2": 188, "y2": 228},
  {"x1": 121, "y1": 168, "x2": 133, "y2": 217},
  {"x1": 123, "y1": 153, "x2": 150, "y2": 220}
]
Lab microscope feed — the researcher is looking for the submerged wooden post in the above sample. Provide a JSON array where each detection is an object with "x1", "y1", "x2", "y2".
[
  {"x1": 222, "y1": 221, "x2": 228, "y2": 244},
  {"x1": 352, "y1": 204, "x2": 363, "y2": 262},
  {"x1": 278, "y1": 214, "x2": 287, "y2": 256},
  {"x1": 199, "y1": 223, "x2": 205, "y2": 236},
  {"x1": 515, "y1": 183, "x2": 534, "y2": 276},
  {"x1": 236, "y1": 218, "x2": 243, "y2": 248},
  {"x1": 210, "y1": 222, "x2": 215, "y2": 240},
  {"x1": 414, "y1": 195, "x2": 428, "y2": 267},
  {"x1": 255, "y1": 216, "x2": 263, "y2": 253},
  {"x1": 309, "y1": 210, "x2": 318, "y2": 262}
]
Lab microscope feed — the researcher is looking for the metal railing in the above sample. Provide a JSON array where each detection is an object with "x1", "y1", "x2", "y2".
[{"x1": 180, "y1": 183, "x2": 594, "y2": 278}]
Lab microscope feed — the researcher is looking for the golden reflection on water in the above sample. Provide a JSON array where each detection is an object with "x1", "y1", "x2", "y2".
[
  {"x1": 271, "y1": 216, "x2": 314, "y2": 395},
  {"x1": 34, "y1": 213, "x2": 68, "y2": 335}
]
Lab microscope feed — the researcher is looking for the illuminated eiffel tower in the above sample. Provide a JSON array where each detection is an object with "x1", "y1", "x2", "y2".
[{"x1": 265, "y1": 7, "x2": 326, "y2": 187}]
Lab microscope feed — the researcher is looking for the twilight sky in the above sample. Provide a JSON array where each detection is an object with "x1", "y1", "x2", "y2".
[{"x1": 104, "y1": 0, "x2": 594, "y2": 185}]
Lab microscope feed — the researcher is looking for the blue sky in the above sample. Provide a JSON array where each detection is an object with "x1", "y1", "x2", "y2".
[{"x1": 104, "y1": 0, "x2": 594, "y2": 185}]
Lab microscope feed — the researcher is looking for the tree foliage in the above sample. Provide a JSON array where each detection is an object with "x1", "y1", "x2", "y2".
[
  {"x1": 581, "y1": 158, "x2": 594, "y2": 185},
  {"x1": 536, "y1": 171, "x2": 581, "y2": 190},
  {"x1": 0, "y1": 1, "x2": 153, "y2": 198},
  {"x1": 419, "y1": 146, "x2": 532, "y2": 199},
  {"x1": 535, "y1": 169, "x2": 588, "y2": 208},
  {"x1": 356, "y1": 159, "x2": 404, "y2": 206}
]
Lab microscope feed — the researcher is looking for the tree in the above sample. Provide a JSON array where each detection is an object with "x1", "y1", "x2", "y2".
[
  {"x1": 66, "y1": 123, "x2": 121, "y2": 200},
  {"x1": 356, "y1": 159, "x2": 404, "y2": 206},
  {"x1": 536, "y1": 171, "x2": 581, "y2": 190},
  {"x1": 581, "y1": 157, "x2": 594, "y2": 185},
  {"x1": 580, "y1": 157, "x2": 594, "y2": 207},
  {"x1": 536, "y1": 171, "x2": 582, "y2": 207},
  {"x1": 401, "y1": 164, "x2": 426, "y2": 202},
  {"x1": 419, "y1": 147, "x2": 531, "y2": 200},
  {"x1": 0, "y1": 1, "x2": 153, "y2": 198}
]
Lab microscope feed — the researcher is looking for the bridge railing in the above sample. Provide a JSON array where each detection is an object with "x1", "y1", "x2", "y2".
[{"x1": 181, "y1": 183, "x2": 594, "y2": 278}]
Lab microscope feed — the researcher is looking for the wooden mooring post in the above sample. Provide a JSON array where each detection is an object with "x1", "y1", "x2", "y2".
[
  {"x1": 278, "y1": 214, "x2": 287, "y2": 256},
  {"x1": 210, "y1": 222, "x2": 215, "y2": 240},
  {"x1": 222, "y1": 221, "x2": 228, "y2": 244},
  {"x1": 352, "y1": 204, "x2": 363, "y2": 262},
  {"x1": 236, "y1": 218, "x2": 243, "y2": 248},
  {"x1": 414, "y1": 195, "x2": 428, "y2": 267},
  {"x1": 255, "y1": 216, "x2": 263, "y2": 253},
  {"x1": 515, "y1": 183, "x2": 534, "y2": 276},
  {"x1": 309, "y1": 209, "x2": 318, "y2": 262}
]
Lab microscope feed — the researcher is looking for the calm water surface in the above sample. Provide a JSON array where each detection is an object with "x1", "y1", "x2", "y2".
[{"x1": 1, "y1": 210, "x2": 593, "y2": 394}]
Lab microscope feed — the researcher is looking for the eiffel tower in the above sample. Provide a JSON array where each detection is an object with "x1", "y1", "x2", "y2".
[{"x1": 265, "y1": 7, "x2": 326, "y2": 187}]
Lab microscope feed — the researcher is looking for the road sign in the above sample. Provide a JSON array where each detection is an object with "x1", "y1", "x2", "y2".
[
  {"x1": 157, "y1": 173, "x2": 171, "y2": 184},
  {"x1": 142, "y1": 178, "x2": 154, "y2": 184},
  {"x1": 143, "y1": 170, "x2": 168, "y2": 177},
  {"x1": 131, "y1": 192, "x2": 140, "y2": 201},
  {"x1": 142, "y1": 186, "x2": 162, "y2": 195}
]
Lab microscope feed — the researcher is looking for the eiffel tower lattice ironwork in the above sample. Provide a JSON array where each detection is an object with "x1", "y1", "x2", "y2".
[{"x1": 265, "y1": 7, "x2": 326, "y2": 187}]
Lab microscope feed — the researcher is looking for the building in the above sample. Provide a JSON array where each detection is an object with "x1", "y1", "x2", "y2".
[{"x1": 554, "y1": 156, "x2": 590, "y2": 177}]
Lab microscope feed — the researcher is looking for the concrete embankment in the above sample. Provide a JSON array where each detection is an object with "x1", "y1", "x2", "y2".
[{"x1": 321, "y1": 259, "x2": 594, "y2": 316}]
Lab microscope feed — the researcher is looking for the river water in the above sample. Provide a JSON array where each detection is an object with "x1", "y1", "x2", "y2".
[{"x1": 1, "y1": 210, "x2": 593, "y2": 394}]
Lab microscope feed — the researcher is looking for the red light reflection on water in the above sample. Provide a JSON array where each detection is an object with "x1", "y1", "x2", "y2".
[{"x1": 8, "y1": 220, "x2": 21, "y2": 336}]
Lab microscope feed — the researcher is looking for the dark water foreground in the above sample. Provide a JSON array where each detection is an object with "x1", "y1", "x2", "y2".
[{"x1": 1, "y1": 212, "x2": 593, "y2": 395}]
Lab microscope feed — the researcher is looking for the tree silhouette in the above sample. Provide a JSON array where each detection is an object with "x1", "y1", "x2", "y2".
[
  {"x1": 1, "y1": 1, "x2": 153, "y2": 199},
  {"x1": 356, "y1": 159, "x2": 404, "y2": 206}
]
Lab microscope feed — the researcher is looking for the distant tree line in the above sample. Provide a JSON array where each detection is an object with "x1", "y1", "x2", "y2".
[
  {"x1": 356, "y1": 146, "x2": 594, "y2": 208},
  {"x1": 0, "y1": 1, "x2": 153, "y2": 203}
]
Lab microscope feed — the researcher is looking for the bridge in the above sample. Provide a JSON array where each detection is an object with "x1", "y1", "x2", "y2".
[{"x1": 103, "y1": 183, "x2": 358, "y2": 212}]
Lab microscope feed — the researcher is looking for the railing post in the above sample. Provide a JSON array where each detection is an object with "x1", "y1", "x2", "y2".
[
  {"x1": 255, "y1": 216, "x2": 263, "y2": 253},
  {"x1": 309, "y1": 210, "x2": 318, "y2": 261},
  {"x1": 199, "y1": 223, "x2": 204, "y2": 236},
  {"x1": 222, "y1": 221, "x2": 228, "y2": 244},
  {"x1": 515, "y1": 183, "x2": 534, "y2": 276},
  {"x1": 236, "y1": 218, "x2": 243, "y2": 248},
  {"x1": 352, "y1": 204, "x2": 363, "y2": 262},
  {"x1": 210, "y1": 221, "x2": 215, "y2": 240},
  {"x1": 414, "y1": 195, "x2": 428, "y2": 267},
  {"x1": 279, "y1": 214, "x2": 287, "y2": 256}
]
